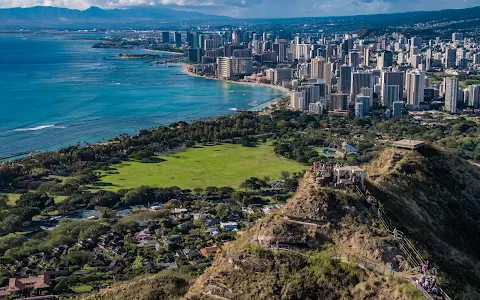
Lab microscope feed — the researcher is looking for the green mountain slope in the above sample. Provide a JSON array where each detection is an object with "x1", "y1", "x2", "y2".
[{"x1": 365, "y1": 146, "x2": 480, "y2": 299}]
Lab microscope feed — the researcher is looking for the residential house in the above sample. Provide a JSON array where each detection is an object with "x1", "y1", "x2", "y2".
[
  {"x1": 205, "y1": 227, "x2": 220, "y2": 235},
  {"x1": 135, "y1": 228, "x2": 152, "y2": 241},
  {"x1": 200, "y1": 244, "x2": 219, "y2": 257},
  {"x1": 137, "y1": 240, "x2": 163, "y2": 251},
  {"x1": 220, "y1": 222, "x2": 238, "y2": 231},
  {"x1": 175, "y1": 249, "x2": 199, "y2": 260},
  {"x1": 163, "y1": 235, "x2": 182, "y2": 245},
  {"x1": 3, "y1": 274, "x2": 51, "y2": 297}
]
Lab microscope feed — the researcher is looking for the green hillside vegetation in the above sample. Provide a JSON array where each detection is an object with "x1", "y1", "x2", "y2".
[
  {"x1": 365, "y1": 146, "x2": 480, "y2": 299},
  {"x1": 184, "y1": 173, "x2": 423, "y2": 299},
  {"x1": 82, "y1": 270, "x2": 192, "y2": 300},
  {"x1": 95, "y1": 143, "x2": 304, "y2": 190}
]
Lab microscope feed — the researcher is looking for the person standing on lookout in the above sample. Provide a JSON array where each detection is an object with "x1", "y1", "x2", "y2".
[{"x1": 389, "y1": 264, "x2": 394, "y2": 276}]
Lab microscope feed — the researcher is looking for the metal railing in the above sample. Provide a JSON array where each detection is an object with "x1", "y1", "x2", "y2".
[{"x1": 354, "y1": 185, "x2": 452, "y2": 300}]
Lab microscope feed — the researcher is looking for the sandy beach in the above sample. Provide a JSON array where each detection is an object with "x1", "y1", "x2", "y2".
[{"x1": 175, "y1": 62, "x2": 293, "y2": 104}]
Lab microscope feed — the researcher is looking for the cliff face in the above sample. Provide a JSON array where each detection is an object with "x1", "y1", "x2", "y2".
[
  {"x1": 185, "y1": 173, "x2": 412, "y2": 300},
  {"x1": 364, "y1": 145, "x2": 480, "y2": 299}
]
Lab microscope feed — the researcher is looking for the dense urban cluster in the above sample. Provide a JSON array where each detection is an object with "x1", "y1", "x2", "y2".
[{"x1": 180, "y1": 29, "x2": 480, "y2": 117}]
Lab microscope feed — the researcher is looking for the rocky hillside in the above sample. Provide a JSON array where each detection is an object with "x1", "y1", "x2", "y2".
[
  {"x1": 185, "y1": 174, "x2": 420, "y2": 300},
  {"x1": 364, "y1": 145, "x2": 480, "y2": 299},
  {"x1": 82, "y1": 271, "x2": 192, "y2": 300}
]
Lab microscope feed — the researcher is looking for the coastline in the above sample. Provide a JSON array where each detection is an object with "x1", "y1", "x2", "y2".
[{"x1": 174, "y1": 62, "x2": 292, "y2": 109}]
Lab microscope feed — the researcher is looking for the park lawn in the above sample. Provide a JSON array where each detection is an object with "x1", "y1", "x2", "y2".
[
  {"x1": 71, "y1": 285, "x2": 93, "y2": 293},
  {"x1": 95, "y1": 143, "x2": 305, "y2": 190}
]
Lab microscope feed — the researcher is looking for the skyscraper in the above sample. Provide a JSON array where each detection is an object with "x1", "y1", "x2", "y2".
[
  {"x1": 339, "y1": 65, "x2": 352, "y2": 96},
  {"x1": 330, "y1": 94, "x2": 348, "y2": 111},
  {"x1": 323, "y1": 62, "x2": 333, "y2": 86},
  {"x1": 382, "y1": 85, "x2": 400, "y2": 107},
  {"x1": 348, "y1": 51, "x2": 360, "y2": 68},
  {"x1": 445, "y1": 48, "x2": 457, "y2": 69},
  {"x1": 410, "y1": 37, "x2": 423, "y2": 48},
  {"x1": 356, "y1": 95, "x2": 371, "y2": 114},
  {"x1": 311, "y1": 57, "x2": 325, "y2": 79},
  {"x1": 393, "y1": 101, "x2": 403, "y2": 116},
  {"x1": 363, "y1": 47, "x2": 370, "y2": 66},
  {"x1": 444, "y1": 77, "x2": 458, "y2": 113},
  {"x1": 406, "y1": 70, "x2": 425, "y2": 109},
  {"x1": 351, "y1": 72, "x2": 373, "y2": 102},
  {"x1": 217, "y1": 57, "x2": 232, "y2": 79},
  {"x1": 468, "y1": 85, "x2": 480, "y2": 108},
  {"x1": 452, "y1": 32, "x2": 463, "y2": 42},
  {"x1": 382, "y1": 71, "x2": 404, "y2": 100},
  {"x1": 174, "y1": 32, "x2": 182, "y2": 48},
  {"x1": 161, "y1": 31, "x2": 170, "y2": 44},
  {"x1": 187, "y1": 32, "x2": 198, "y2": 49},
  {"x1": 377, "y1": 50, "x2": 393, "y2": 69},
  {"x1": 355, "y1": 101, "x2": 364, "y2": 118}
]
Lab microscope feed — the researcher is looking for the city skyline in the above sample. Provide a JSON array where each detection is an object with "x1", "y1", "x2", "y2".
[{"x1": 1, "y1": 0, "x2": 480, "y2": 18}]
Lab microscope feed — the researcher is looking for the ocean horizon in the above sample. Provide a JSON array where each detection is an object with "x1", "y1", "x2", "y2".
[{"x1": 0, "y1": 35, "x2": 283, "y2": 157}]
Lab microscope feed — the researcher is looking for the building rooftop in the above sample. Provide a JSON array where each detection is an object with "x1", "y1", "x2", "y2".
[{"x1": 393, "y1": 139, "x2": 425, "y2": 150}]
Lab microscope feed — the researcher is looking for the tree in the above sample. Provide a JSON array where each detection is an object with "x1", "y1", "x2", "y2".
[
  {"x1": 1, "y1": 215, "x2": 24, "y2": 233},
  {"x1": 64, "y1": 250, "x2": 94, "y2": 266},
  {"x1": 281, "y1": 171, "x2": 290, "y2": 180},
  {"x1": 0, "y1": 195, "x2": 8, "y2": 209},
  {"x1": 90, "y1": 190, "x2": 120, "y2": 208},
  {"x1": 215, "y1": 203, "x2": 231, "y2": 220},
  {"x1": 132, "y1": 255, "x2": 146, "y2": 275},
  {"x1": 16, "y1": 193, "x2": 52, "y2": 210}
]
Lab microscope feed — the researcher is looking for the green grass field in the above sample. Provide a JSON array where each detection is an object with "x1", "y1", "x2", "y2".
[{"x1": 95, "y1": 143, "x2": 305, "y2": 190}]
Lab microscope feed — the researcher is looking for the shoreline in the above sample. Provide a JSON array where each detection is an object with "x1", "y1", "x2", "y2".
[{"x1": 172, "y1": 62, "x2": 292, "y2": 110}]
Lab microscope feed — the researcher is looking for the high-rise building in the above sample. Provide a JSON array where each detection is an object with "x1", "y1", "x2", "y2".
[
  {"x1": 406, "y1": 69, "x2": 425, "y2": 109},
  {"x1": 377, "y1": 50, "x2": 393, "y2": 69},
  {"x1": 291, "y1": 91, "x2": 306, "y2": 110},
  {"x1": 187, "y1": 32, "x2": 198, "y2": 49},
  {"x1": 474, "y1": 53, "x2": 480, "y2": 66},
  {"x1": 187, "y1": 48, "x2": 203, "y2": 63},
  {"x1": 382, "y1": 85, "x2": 400, "y2": 107},
  {"x1": 351, "y1": 71, "x2": 373, "y2": 102},
  {"x1": 296, "y1": 84, "x2": 321, "y2": 106},
  {"x1": 217, "y1": 57, "x2": 232, "y2": 79},
  {"x1": 382, "y1": 71, "x2": 404, "y2": 100},
  {"x1": 174, "y1": 32, "x2": 182, "y2": 48},
  {"x1": 273, "y1": 68, "x2": 294, "y2": 85},
  {"x1": 393, "y1": 101, "x2": 403, "y2": 116},
  {"x1": 444, "y1": 77, "x2": 458, "y2": 113},
  {"x1": 339, "y1": 65, "x2": 352, "y2": 95},
  {"x1": 232, "y1": 49, "x2": 252, "y2": 58},
  {"x1": 457, "y1": 58, "x2": 469, "y2": 70},
  {"x1": 231, "y1": 57, "x2": 253, "y2": 77},
  {"x1": 311, "y1": 57, "x2": 325, "y2": 79},
  {"x1": 355, "y1": 101, "x2": 364, "y2": 118},
  {"x1": 411, "y1": 36, "x2": 423, "y2": 48},
  {"x1": 356, "y1": 95, "x2": 371, "y2": 114},
  {"x1": 309, "y1": 102, "x2": 323, "y2": 114},
  {"x1": 330, "y1": 94, "x2": 348, "y2": 111},
  {"x1": 452, "y1": 32, "x2": 463, "y2": 42},
  {"x1": 323, "y1": 62, "x2": 332, "y2": 86},
  {"x1": 161, "y1": 31, "x2": 170, "y2": 44},
  {"x1": 348, "y1": 51, "x2": 360, "y2": 68},
  {"x1": 363, "y1": 47, "x2": 370, "y2": 66},
  {"x1": 445, "y1": 48, "x2": 457, "y2": 69},
  {"x1": 468, "y1": 85, "x2": 480, "y2": 107}
]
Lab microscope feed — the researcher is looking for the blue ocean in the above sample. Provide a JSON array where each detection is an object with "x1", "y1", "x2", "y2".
[{"x1": 0, "y1": 35, "x2": 283, "y2": 157}]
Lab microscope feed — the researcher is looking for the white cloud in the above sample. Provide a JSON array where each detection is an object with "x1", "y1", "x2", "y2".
[{"x1": 0, "y1": 0, "x2": 479, "y2": 17}]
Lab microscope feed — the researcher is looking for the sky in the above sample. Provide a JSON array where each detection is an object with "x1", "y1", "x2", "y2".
[{"x1": 0, "y1": 0, "x2": 479, "y2": 18}]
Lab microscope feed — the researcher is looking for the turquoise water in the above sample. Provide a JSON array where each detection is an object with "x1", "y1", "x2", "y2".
[{"x1": 0, "y1": 35, "x2": 282, "y2": 157}]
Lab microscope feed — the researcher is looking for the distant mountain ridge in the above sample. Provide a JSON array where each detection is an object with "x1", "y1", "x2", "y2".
[{"x1": 0, "y1": 6, "x2": 232, "y2": 28}]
